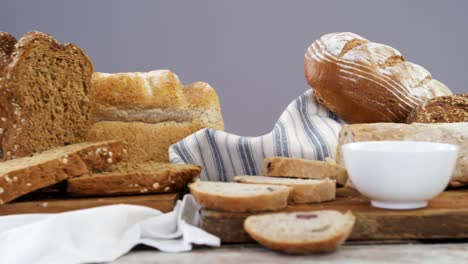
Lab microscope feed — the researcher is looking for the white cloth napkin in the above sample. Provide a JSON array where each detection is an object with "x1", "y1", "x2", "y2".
[
  {"x1": 0, "y1": 195, "x2": 220, "y2": 264},
  {"x1": 169, "y1": 89, "x2": 345, "y2": 181}
]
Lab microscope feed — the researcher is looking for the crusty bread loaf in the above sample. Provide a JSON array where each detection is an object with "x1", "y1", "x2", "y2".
[
  {"x1": 233, "y1": 176, "x2": 335, "y2": 204},
  {"x1": 263, "y1": 157, "x2": 348, "y2": 186},
  {"x1": 189, "y1": 181, "x2": 290, "y2": 212},
  {"x1": 336, "y1": 123, "x2": 468, "y2": 183},
  {"x1": 244, "y1": 211, "x2": 355, "y2": 254},
  {"x1": 0, "y1": 31, "x2": 93, "y2": 161},
  {"x1": 407, "y1": 94, "x2": 468, "y2": 123},
  {"x1": 88, "y1": 70, "x2": 224, "y2": 163},
  {"x1": 66, "y1": 162, "x2": 200, "y2": 196},
  {"x1": 0, "y1": 140, "x2": 125, "y2": 204},
  {"x1": 304, "y1": 32, "x2": 452, "y2": 123}
]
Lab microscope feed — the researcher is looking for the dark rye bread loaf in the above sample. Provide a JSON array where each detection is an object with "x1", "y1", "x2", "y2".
[
  {"x1": 407, "y1": 94, "x2": 468, "y2": 123},
  {"x1": 0, "y1": 31, "x2": 93, "y2": 161},
  {"x1": 66, "y1": 162, "x2": 201, "y2": 196},
  {"x1": 0, "y1": 140, "x2": 125, "y2": 204}
]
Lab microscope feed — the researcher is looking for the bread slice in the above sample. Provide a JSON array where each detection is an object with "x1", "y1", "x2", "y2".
[
  {"x1": 233, "y1": 176, "x2": 335, "y2": 204},
  {"x1": 0, "y1": 140, "x2": 125, "y2": 204},
  {"x1": 66, "y1": 162, "x2": 201, "y2": 196},
  {"x1": 88, "y1": 71, "x2": 224, "y2": 163},
  {"x1": 263, "y1": 157, "x2": 348, "y2": 186},
  {"x1": 0, "y1": 31, "x2": 93, "y2": 161},
  {"x1": 244, "y1": 211, "x2": 355, "y2": 254},
  {"x1": 406, "y1": 94, "x2": 468, "y2": 123},
  {"x1": 189, "y1": 181, "x2": 290, "y2": 212}
]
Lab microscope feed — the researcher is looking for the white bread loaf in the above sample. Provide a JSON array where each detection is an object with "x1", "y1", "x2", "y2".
[
  {"x1": 244, "y1": 211, "x2": 355, "y2": 254},
  {"x1": 336, "y1": 123, "x2": 468, "y2": 183},
  {"x1": 233, "y1": 175, "x2": 336, "y2": 204},
  {"x1": 304, "y1": 32, "x2": 452, "y2": 123},
  {"x1": 189, "y1": 181, "x2": 290, "y2": 212}
]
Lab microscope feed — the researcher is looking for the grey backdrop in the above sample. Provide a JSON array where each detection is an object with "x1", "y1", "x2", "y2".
[{"x1": 1, "y1": 0, "x2": 467, "y2": 135}]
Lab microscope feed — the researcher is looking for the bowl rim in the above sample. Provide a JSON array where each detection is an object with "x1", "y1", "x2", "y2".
[{"x1": 342, "y1": 140, "x2": 460, "y2": 153}]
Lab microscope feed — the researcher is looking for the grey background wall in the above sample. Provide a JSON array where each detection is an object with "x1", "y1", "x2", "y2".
[{"x1": 1, "y1": 0, "x2": 467, "y2": 135}]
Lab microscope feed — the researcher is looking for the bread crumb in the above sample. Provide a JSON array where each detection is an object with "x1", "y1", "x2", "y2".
[{"x1": 152, "y1": 182, "x2": 160, "y2": 189}]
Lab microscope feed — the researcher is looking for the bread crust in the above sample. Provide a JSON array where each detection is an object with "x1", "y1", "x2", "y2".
[
  {"x1": 0, "y1": 140, "x2": 125, "y2": 204},
  {"x1": 244, "y1": 211, "x2": 355, "y2": 254},
  {"x1": 263, "y1": 157, "x2": 348, "y2": 186},
  {"x1": 189, "y1": 182, "x2": 290, "y2": 212},
  {"x1": 304, "y1": 32, "x2": 452, "y2": 123},
  {"x1": 67, "y1": 163, "x2": 201, "y2": 196}
]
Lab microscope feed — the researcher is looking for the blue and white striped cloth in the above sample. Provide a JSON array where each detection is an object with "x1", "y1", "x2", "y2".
[{"x1": 169, "y1": 89, "x2": 345, "y2": 181}]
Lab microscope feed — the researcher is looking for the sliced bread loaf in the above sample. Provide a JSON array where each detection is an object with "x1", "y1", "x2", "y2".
[
  {"x1": 263, "y1": 157, "x2": 348, "y2": 186},
  {"x1": 0, "y1": 140, "x2": 125, "y2": 204},
  {"x1": 244, "y1": 211, "x2": 355, "y2": 254},
  {"x1": 189, "y1": 181, "x2": 290, "y2": 212},
  {"x1": 233, "y1": 176, "x2": 335, "y2": 204},
  {"x1": 0, "y1": 31, "x2": 94, "y2": 161},
  {"x1": 66, "y1": 162, "x2": 201, "y2": 196}
]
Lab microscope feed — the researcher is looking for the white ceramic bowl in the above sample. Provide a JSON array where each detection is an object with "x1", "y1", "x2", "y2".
[{"x1": 342, "y1": 141, "x2": 459, "y2": 210}]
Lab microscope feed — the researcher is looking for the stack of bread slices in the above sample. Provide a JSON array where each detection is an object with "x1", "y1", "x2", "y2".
[
  {"x1": 189, "y1": 156, "x2": 355, "y2": 254},
  {"x1": 0, "y1": 31, "x2": 224, "y2": 203}
]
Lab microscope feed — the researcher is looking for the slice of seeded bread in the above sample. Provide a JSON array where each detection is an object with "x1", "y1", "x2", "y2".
[
  {"x1": 189, "y1": 181, "x2": 291, "y2": 212},
  {"x1": 233, "y1": 176, "x2": 335, "y2": 204},
  {"x1": 244, "y1": 210, "x2": 355, "y2": 254},
  {"x1": 0, "y1": 140, "x2": 125, "y2": 204},
  {"x1": 66, "y1": 162, "x2": 201, "y2": 196},
  {"x1": 263, "y1": 157, "x2": 348, "y2": 186}
]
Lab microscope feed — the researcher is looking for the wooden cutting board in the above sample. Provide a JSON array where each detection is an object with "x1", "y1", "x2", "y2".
[
  {"x1": 200, "y1": 188, "x2": 468, "y2": 243},
  {"x1": 0, "y1": 193, "x2": 179, "y2": 215}
]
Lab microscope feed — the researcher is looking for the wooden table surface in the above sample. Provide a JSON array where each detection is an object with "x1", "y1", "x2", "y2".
[{"x1": 112, "y1": 242, "x2": 468, "y2": 264}]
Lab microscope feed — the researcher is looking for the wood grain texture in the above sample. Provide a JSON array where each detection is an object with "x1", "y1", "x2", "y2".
[
  {"x1": 200, "y1": 188, "x2": 468, "y2": 242},
  {"x1": 0, "y1": 193, "x2": 179, "y2": 215}
]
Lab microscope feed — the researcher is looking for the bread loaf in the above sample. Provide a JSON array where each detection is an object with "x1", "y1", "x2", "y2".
[
  {"x1": 407, "y1": 94, "x2": 468, "y2": 123},
  {"x1": 233, "y1": 175, "x2": 335, "y2": 204},
  {"x1": 88, "y1": 71, "x2": 224, "y2": 163},
  {"x1": 263, "y1": 157, "x2": 348, "y2": 186},
  {"x1": 336, "y1": 123, "x2": 468, "y2": 183},
  {"x1": 189, "y1": 181, "x2": 290, "y2": 212},
  {"x1": 0, "y1": 31, "x2": 93, "y2": 161},
  {"x1": 304, "y1": 32, "x2": 452, "y2": 123},
  {"x1": 0, "y1": 140, "x2": 125, "y2": 204},
  {"x1": 244, "y1": 211, "x2": 355, "y2": 254},
  {"x1": 67, "y1": 162, "x2": 200, "y2": 196}
]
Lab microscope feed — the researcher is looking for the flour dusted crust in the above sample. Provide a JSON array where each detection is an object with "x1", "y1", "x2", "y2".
[
  {"x1": 233, "y1": 176, "x2": 336, "y2": 204},
  {"x1": 263, "y1": 157, "x2": 348, "y2": 186},
  {"x1": 0, "y1": 140, "x2": 125, "y2": 204},
  {"x1": 304, "y1": 32, "x2": 452, "y2": 123},
  {"x1": 189, "y1": 181, "x2": 291, "y2": 212},
  {"x1": 0, "y1": 31, "x2": 93, "y2": 161},
  {"x1": 336, "y1": 123, "x2": 468, "y2": 183},
  {"x1": 67, "y1": 162, "x2": 200, "y2": 196},
  {"x1": 244, "y1": 211, "x2": 355, "y2": 254}
]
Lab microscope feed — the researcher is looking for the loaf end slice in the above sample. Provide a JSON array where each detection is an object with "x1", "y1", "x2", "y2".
[
  {"x1": 67, "y1": 162, "x2": 201, "y2": 196},
  {"x1": 233, "y1": 176, "x2": 335, "y2": 204},
  {"x1": 406, "y1": 94, "x2": 468, "y2": 123},
  {"x1": 244, "y1": 211, "x2": 355, "y2": 254},
  {"x1": 0, "y1": 140, "x2": 125, "y2": 204},
  {"x1": 263, "y1": 157, "x2": 348, "y2": 186},
  {"x1": 189, "y1": 181, "x2": 290, "y2": 212}
]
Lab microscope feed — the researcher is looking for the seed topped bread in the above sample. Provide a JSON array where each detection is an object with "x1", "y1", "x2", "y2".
[
  {"x1": 233, "y1": 176, "x2": 335, "y2": 204},
  {"x1": 0, "y1": 140, "x2": 125, "y2": 204},
  {"x1": 263, "y1": 157, "x2": 348, "y2": 186},
  {"x1": 189, "y1": 181, "x2": 291, "y2": 212},
  {"x1": 244, "y1": 210, "x2": 355, "y2": 254},
  {"x1": 67, "y1": 162, "x2": 201, "y2": 196},
  {"x1": 0, "y1": 31, "x2": 94, "y2": 161},
  {"x1": 407, "y1": 94, "x2": 468, "y2": 123}
]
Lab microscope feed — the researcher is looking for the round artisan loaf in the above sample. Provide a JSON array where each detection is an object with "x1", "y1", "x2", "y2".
[
  {"x1": 304, "y1": 32, "x2": 452, "y2": 123},
  {"x1": 406, "y1": 94, "x2": 468, "y2": 123},
  {"x1": 244, "y1": 210, "x2": 355, "y2": 254},
  {"x1": 189, "y1": 181, "x2": 290, "y2": 212}
]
